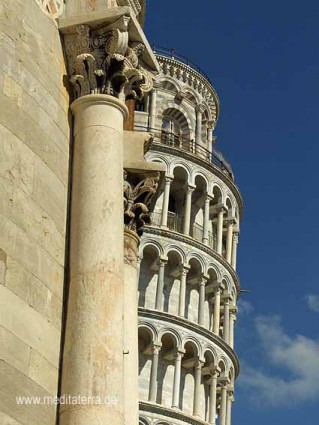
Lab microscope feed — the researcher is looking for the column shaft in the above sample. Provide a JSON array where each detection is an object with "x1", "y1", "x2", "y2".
[
  {"x1": 229, "y1": 310, "x2": 237, "y2": 349},
  {"x1": 161, "y1": 177, "x2": 172, "y2": 228},
  {"x1": 198, "y1": 280, "x2": 206, "y2": 326},
  {"x1": 195, "y1": 110, "x2": 202, "y2": 145},
  {"x1": 216, "y1": 209, "x2": 224, "y2": 255},
  {"x1": 226, "y1": 393, "x2": 233, "y2": 425},
  {"x1": 172, "y1": 352, "x2": 183, "y2": 408},
  {"x1": 183, "y1": 186, "x2": 194, "y2": 235},
  {"x1": 155, "y1": 260, "x2": 166, "y2": 310},
  {"x1": 226, "y1": 222, "x2": 234, "y2": 263},
  {"x1": 223, "y1": 299, "x2": 231, "y2": 344},
  {"x1": 208, "y1": 373, "x2": 218, "y2": 424},
  {"x1": 148, "y1": 346, "x2": 160, "y2": 403},
  {"x1": 60, "y1": 95, "x2": 128, "y2": 425},
  {"x1": 213, "y1": 287, "x2": 221, "y2": 335},
  {"x1": 231, "y1": 234, "x2": 238, "y2": 270},
  {"x1": 193, "y1": 361, "x2": 203, "y2": 416},
  {"x1": 123, "y1": 230, "x2": 140, "y2": 425},
  {"x1": 178, "y1": 267, "x2": 188, "y2": 317},
  {"x1": 219, "y1": 384, "x2": 228, "y2": 425},
  {"x1": 203, "y1": 196, "x2": 211, "y2": 245},
  {"x1": 149, "y1": 89, "x2": 157, "y2": 130}
]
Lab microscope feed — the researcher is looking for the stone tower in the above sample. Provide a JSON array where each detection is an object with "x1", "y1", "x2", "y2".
[
  {"x1": 135, "y1": 48, "x2": 242, "y2": 425},
  {"x1": 0, "y1": 2, "x2": 242, "y2": 425}
]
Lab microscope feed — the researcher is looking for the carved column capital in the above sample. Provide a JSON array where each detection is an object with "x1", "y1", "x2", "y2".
[
  {"x1": 62, "y1": 16, "x2": 155, "y2": 101},
  {"x1": 124, "y1": 170, "x2": 161, "y2": 236}
]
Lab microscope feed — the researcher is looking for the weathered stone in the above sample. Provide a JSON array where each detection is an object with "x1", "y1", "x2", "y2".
[
  {"x1": 28, "y1": 349, "x2": 59, "y2": 396},
  {"x1": 0, "y1": 286, "x2": 60, "y2": 367},
  {"x1": 0, "y1": 326, "x2": 30, "y2": 375}
]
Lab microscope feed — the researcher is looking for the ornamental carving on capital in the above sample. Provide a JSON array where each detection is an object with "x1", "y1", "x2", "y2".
[
  {"x1": 63, "y1": 17, "x2": 154, "y2": 101},
  {"x1": 124, "y1": 171, "x2": 161, "y2": 236}
]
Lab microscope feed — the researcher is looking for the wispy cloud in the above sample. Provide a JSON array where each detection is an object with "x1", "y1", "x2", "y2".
[
  {"x1": 237, "y1": 299, "x2": 254, "y2": 315},
  {"x1": 305, "y1": 294, "x2": 319, "y2": 313},
  {"x1": 239, "y1": 315, "x2": 319, "y2": 406}
]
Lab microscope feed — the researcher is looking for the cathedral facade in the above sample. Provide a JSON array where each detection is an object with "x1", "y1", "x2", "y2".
[{"x1": 0, "y1": 2, "x2": 242, "y2": 425}]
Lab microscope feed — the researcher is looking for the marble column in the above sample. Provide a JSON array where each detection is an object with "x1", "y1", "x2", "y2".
[
  {"x1": 178, "y1": 265, "x2": 190, "y2": 317},
  {"x1": 155, "y1": 258, "x2": 167, "y2": 310},
  {"x1": 161, "y1": 176, "x2": 173, "y2": 228},
  {"x1": 229, "y1": 307, "x2": 237, "y2": 349},
  {"x1": 198, "y1": 277, "x2": 207, "y2": 326},
  {"x1": 212, "y1": 284, "x2": 222, "y2": 335},
  {"x1": 225, "y1": 220, "x2": 235, "y2": 264},
  {"x1": 123, "y1": 230, "x2": 140, "y2": 425},
  {"x1": 216, "y1": 208, "x2": 225, "y2": 255},
  {"x1": 60, "y1": 95, "x2": 128, "y2": 425},
  {"x1": 208, "y1": 367, "x2": 219, "y2": 425},
  {"x1": 226, "y1": 389, "x2": 234, "y2": 425},
  {"x1": 222, "y1": 296, "x2": 231, "y2": 344},
  {"x1": 218, "y1": 380, "x2": 229, "y2": 425},
  {"x1": 195, "y1": 105, "x2": 203, "y2": 145},
  {"x1": 203, "y1": 195, "x2": 212, "y2": 245},
  {"x1": 183, "y1": 185, "x2": 195, "y2": 236},
  {"x1": 172, "y1": 351, "x2": 184, "y2": 409},
  {"x1": 148, "y1": 344, "x2": 161, "y2": 403},
  {"x1": 231, "y1": 233, "x2": 239, "y2": 270},
  {"x1": 149, "y1": 88, "x2": 157, "y2": 130},
  {"x1": 193, "y1": 360, "x2": 204, "y2": 416},
  {"x1": 207, "y1": 121, "x2": 214, "y2": 155}
]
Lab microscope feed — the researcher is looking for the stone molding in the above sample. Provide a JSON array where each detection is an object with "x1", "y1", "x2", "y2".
[
  {"x1": 138, "y1": 308, "x2": 240, "y2": 377},
  {"x1": 142, "y1": 226, "x2": 240, "y2": 293},
  {"x1": 147, "y1": 143, "x2": 243, "y2": 218}
]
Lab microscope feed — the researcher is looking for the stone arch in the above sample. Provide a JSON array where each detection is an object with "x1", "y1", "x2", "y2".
[
  {"x1": 158, "y1": 328, "x2": 183, "y2": 350},
  {"x1": 156, "y1": 74, "x2": 183, "y2": 92},
  {"x1": 212, "y1": 182, "x2": 224, "y2": 204},
  {"x1": 205, "y1": 263, "x2": 221, "y2": 280},
  {"x1": 170, "y1": 161, "x2": 192, "y2": 182},
  {"x1": 138, "y1": 322, "x2": 159, "y2": 345},
  {"x1": 202, "y1": 346, "x2": 218, "y2": 366},
  {"x1": 138, "y1": 242, "x2": 163, "y2": 309},
  {"x1": 164, "y1": 244, "x2": 187, "y2": 265},
  {"x1": 157, "y1": 100, "x2": 195, "y2": 133},
  {"x1": 139, "y1": 417, "x2": 151, "y2": 425},
  {"x1": 139, "y1": 239, "x2": 164, "y2": 258}
]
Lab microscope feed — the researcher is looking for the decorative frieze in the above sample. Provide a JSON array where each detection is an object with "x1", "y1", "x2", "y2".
[{"x1": 63, "y1": 16, "x2": 154, "y2": 100}]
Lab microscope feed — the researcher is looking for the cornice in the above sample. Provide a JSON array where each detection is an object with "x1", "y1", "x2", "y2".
[
  {"x1": 140, "y1": 401, "x2": 209, "y2": 425},
  {"x1": 149, "y1": 143, "x2": 243, "y2": 218},
  {"x1": 142, "y1": 226, "x2": 240, "y2": 293},
  {"x1": 139, "y1": 308, "x2": 240, "y2": 378}
]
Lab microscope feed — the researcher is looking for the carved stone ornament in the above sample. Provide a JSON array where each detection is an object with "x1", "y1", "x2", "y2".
[
  {"x1": 123, "y1": 171, "x2": 160, "y2": 236},
  {"x1": 63, "y1": 17, "x2": 154, "y2": 101}
]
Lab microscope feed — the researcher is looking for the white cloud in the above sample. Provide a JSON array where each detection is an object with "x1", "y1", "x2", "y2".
[
  {"x1": 305, "y1": 294, "x2": 319, "y2": 313},
  {"x1": 239, "y1": 315, "x2": 319, "y2": 406},
  {"x1": 237, "y1": 299, "x2": 254, "y2": 315}
]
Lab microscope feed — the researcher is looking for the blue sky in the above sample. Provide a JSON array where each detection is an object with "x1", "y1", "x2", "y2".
[{"x1": 145, "y1": 1, "x2": 319, "y2": 423}]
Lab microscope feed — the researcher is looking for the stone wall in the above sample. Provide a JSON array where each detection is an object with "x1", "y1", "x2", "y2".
[{"x1": 0, "y1": 0, "x2": 70, "y2": 424}]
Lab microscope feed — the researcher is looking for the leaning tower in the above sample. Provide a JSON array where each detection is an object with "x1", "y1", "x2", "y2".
[{"x1": 134, "y1": 48, "x2": 243, "y2": 425}]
